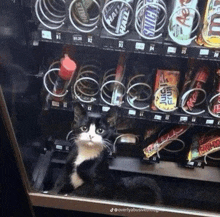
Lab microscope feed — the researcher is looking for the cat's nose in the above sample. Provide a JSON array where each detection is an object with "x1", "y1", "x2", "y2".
[{"x1": 89, "y1": 135, "x2": 94, "y2": 140}]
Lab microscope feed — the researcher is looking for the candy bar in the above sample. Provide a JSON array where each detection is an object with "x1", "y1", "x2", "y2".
[
  {"x1": 188, "y1": 130, "x2": 220, "y2": 161},
  {"x1": 143, "y1": 125, "x2": 189, "y2": 159},
  {"x1": 152, "y1": 69, "x2": 180, "y2": 112}
]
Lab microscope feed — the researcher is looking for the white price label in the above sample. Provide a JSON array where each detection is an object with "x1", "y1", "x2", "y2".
[
  {"x1": 135, "y1": 42, "x2": 145, "y2": 51},
  {"x1": 180, "y1": 116, "x2": 188, "y2": 122},
  {"x1": 200, "y1": 49, "x2": 209, "y2": 56},
  {"x1": 167, "y1": 47, "x2": 176, "y2": 54},
  {"x1": 154, "y1": 115, "x2": 162, "y2": 120},
  {"x1": 56, "y1": 145, "x2": 62, "y2": 150},
  {"x1": 52, "y1": 101, "x2": 59, "y2": 107},
  {"x1": 42, "y1": 30, "x2": 52, "y2": 40},
  {"x1": 73, "y1": 35, "x2": 82, "y2": 41},
  {"x1": 102, "y1": 106, "x2": 110, "y2": 112},
  {"x1": 206, "y1": 119, "x2": 214, "y2": 125},
  {"x1": 129, "y1": 110, "x2": 136, "y2": 115}
]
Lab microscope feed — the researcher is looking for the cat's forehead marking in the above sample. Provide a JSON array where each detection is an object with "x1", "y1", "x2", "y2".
[{"x1": 89, "y1": 124, "x2": 96, "y2": 133}]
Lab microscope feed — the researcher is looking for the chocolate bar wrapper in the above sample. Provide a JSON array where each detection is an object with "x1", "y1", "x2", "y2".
[
  {"x1": 211, "y1": 69, "x2": 220, "y2": 115},
  {"x1": 196, "y1": 0, "x2": 220, "y2": 48},
  {"x1": 151, "y1": 69, "x2": 180, "y2": 111},
  {"x1": 115, "y1": 0, "x2": 134, "y2": 34},
  {"x1": 143, "y1": 125, "x2": 190, "y2": 159},
  {"x1": 183, "y1": 66, "x2": 209, "y2": 111},
  {"x1": 74, "y1": 0, "x2": 90, "y2": 23},
  {"x1": 104, "y1": 1, "x2": 122, "y2": 26},
  {"x1": 188, "y1": 130, "x2": 220, "y2": 161},
  {"x1": 169, "y1": 0, "x2": 198, "y2": 45},
  {"x1": 140, "y1": 0, "x2": 161, "y2": 38}
]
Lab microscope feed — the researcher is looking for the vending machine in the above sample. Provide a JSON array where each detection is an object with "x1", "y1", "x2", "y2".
[{"x1": 1, "y1": 0, "x2": 220, "y2": 216}]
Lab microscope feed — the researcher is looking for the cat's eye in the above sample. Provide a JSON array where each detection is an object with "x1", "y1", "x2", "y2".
[
  {"x1": 80, "y1": 126, "x2": 88, "y2": 132},
  {"x1": 96, "y1": 128, "x2": 105, "y2": 134}
]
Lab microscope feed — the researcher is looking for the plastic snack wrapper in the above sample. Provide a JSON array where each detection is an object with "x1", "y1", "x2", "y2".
[
  {"x1": 143, "y1": 125, "x2": 190, "y2": 159},
  {"x1": 208, "y1": 69, "x2": 220, "y2": 118},
  {"x1": 151, "y1": 69, "x2": 180, "y2": 112},
  {"x1": 168, "y1": 0, "x2": 199, "y2": 45},
  {"x1": 188, "y1": 130, "x2": 220, "y2": 162},
  {"x1": 181, "y1": 66, "x2": 210, "y2": 114},
  {"x1": 196, "y1": 0, "x2": 220, "y2": 48}
]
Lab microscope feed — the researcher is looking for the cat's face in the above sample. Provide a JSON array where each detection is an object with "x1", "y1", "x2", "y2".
[{"x1": 72, "y1": 103, "x2": 116, "y2": 149}]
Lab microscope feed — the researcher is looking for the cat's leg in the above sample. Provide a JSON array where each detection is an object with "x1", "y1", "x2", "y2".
[{"x1": 70, "y1": 171, "x2": 84, "y2": 189}]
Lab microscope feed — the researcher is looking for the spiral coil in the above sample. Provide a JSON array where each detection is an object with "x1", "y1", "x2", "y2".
[
  {"x1": 168, "y1": 6, "x2": 201, "y2": 46},
  {"x1": 102, "y1": 0, "x2": 134, "y2": 37},
  {"x1": 69, "y1": 0, "x2": 101, "y2": 33},
  {"x1": 100, "y1": 68, "x2": 126, "y2": 106},
  {"x1": 73, "y1": 64, "x2": 100, "y2": 103},
  {"x1": 135, "y1": 0, "x2": 167, "y2": 40},
  {"x1": 181, "y1": 88, "x2": 206, "y2": 115},
  {"x1": 35, "y1": 0, "x2": 66, "y2": 29},
  {"x1": 126, "y1": 74, "x2": 152, "y2": 110}
]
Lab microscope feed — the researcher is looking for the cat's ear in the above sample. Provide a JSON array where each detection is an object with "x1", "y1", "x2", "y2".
[
  {"x1": 73, "y1": 103, "x2": 86, "y2": 123},
  {"x1": 106, "y1": 108, "x2": 117, "y2": 127}
]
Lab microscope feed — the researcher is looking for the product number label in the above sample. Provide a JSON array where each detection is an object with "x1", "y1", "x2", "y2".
[{"x1": 135, "y1": 42, "x2": 145, "y2": 51}]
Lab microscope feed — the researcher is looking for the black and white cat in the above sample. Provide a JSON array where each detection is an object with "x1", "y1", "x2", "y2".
[{"x1": 57, "y1": 103, "x2": 162, "y2": 204}]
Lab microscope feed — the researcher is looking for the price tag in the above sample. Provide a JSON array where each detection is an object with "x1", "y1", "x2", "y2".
[
  {"x1": 187, "y1": 162, "x2": 194, "y2": 166},
  {"x1": 200, "y1": 49, "x2": 209, "y2": 56},
  {"x1": 206, "y1": 119, "x2": 214, "y2": 125},
  {"x1": 56, "y1": 145, "x2": 63, "y2": 150},
  {"x1": 42, "y1": 30, "x2": 52, "y2": 40},
  {"x1": 102, "y1": 106, "x2": 110, "y2": 112},
  {"x1": 167, "y1": 46, "x2": 176, "y2": 54},
  {"x1": 129, "y1": 110, "x2": 136, "y2": 115},
  {"x1": 73, "y1": 35, "x2": 82, "y2": 41},
  {"x1": 154, "y1": 115, "x2": 162, "y2": 120},
  {"x1": 52, "y1": 101, "x2": 59, "y2": 107},
  {"x1": 180, "y1": 116, "x2": 188, "y2": 122},
  {"x1": 135, "y1": 42, "x2": 145, "y2": 51}
]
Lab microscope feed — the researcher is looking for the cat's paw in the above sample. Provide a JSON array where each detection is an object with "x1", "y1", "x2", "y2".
[{"x1": 70, "y1": 172, "x2": 84, "y2": 189}]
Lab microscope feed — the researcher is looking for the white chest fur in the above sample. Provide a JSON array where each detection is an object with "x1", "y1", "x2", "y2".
[{"x1": 71, "y1": 137, "x2": 104, "y2": 189}]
